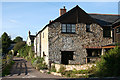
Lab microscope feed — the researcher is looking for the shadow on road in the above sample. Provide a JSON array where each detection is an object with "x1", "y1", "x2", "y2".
[{"x1": 10, "y1": 58, "x2": 28, "y2": 76}]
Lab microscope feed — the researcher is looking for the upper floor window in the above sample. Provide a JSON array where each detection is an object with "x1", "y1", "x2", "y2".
[
  {"x1": 116, "y1": 27, "x2": 120, "y2": 33},
  {"x1": 103, "y1": 28, "x2": 111, "y2": 37},
  {"x1": 86, "y1": 25, "x2": 90, "y2": 32},
  {"x1": 61, "y1": 24, "x2": 76, "y2": 33}
]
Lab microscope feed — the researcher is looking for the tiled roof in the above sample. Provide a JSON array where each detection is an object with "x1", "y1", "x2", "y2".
[
  {"x1": 89, "y1": 14, "x2": 120, "y2": 26},
  {"x1": 54, "y1": 5, "x2": 96, "y2": 24},
  {"x1": 112, "y1": 18, "x2": 120, "y2": 27}
]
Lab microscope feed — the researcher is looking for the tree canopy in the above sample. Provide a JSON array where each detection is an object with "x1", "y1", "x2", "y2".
[
  {"x1": 13, "y1": 36, "x2": 23, "y2": 43},
  {"x1": 13, "y1": 41, "x2": 26, "y2": 54},
  {"x1": 1, "y1": 32, "x2": 11, "y2": 55}
]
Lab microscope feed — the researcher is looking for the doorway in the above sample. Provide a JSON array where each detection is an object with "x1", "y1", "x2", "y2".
[{"x1": 61, "y1": 51, "x2": 74, "y2": 65}]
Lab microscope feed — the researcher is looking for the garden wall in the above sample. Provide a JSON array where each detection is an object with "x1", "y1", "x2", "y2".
[{"x1": 52, "y1": 63, "x2": 96, "y2": 72}]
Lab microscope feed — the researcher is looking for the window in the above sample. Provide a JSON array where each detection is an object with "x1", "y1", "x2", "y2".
[
  {"x1": 86, "y1": 25, "x2": 90, "y2": 32},
  {"x1": 61, "y1": 24, "x2": 76, "y2": 33},
  {"x1": 103, "y1": 28, "x2": 111, "y2": 37},
  {"x1": 116, "y1": 27, "x2": 120, "y2": 33}
]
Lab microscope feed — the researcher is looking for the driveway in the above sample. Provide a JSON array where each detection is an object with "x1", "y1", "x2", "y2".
[{"x1": 3, "y1": 57, "x2": 63, "y2": 78}]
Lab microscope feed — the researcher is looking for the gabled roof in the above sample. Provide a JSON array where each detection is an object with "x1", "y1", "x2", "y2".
[
  {"x1": 54, "y1": 5, "x2": 96, "y2": 24},
  {"x1": 37, "y1": 5, "x2": 120, "y2": 35},
  {"x1": 89, "y1": 14, "x2": 120, "y2": 26}
]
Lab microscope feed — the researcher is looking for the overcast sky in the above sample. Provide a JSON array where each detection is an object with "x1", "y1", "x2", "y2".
[{"x1": 1, "y1": 2, "x2": 119, "y2": 40}]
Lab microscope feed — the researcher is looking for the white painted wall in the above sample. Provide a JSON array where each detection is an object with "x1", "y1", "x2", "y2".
[
  {"x1": 41, "y1": 27, "x2": 49, "y2": 65},
  {"x1": 26, "y1": 36, "x2": 31, "y2": 46}
]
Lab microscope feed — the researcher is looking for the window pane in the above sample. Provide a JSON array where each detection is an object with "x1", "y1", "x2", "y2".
[
  {"x1": 62, "y1": 24, "x2": 66, "y2": 32},
  {"x1": 62, "y1": 29, "x2": 66, "y2": 32},
  {"x1": 72, "y1": 24, "x2": 76, "y2": 33},
  {"x1": 86, "y1": 25, "x2": 90, "y2": 32},
  {"x1": 67, "y1": 24, "x2": 71, "y2": 32},
  {"x1": 72, "y1": 29, "x2": 75, "y2": 32}
]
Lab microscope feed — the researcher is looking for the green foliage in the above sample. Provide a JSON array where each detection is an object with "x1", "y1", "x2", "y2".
[
  {"x1": 31, "y1": 57, "x2": 47, "y2": 70},
  {"x1": 95, "y1": 47, "x2": 120, "y2": 77},
  {"x1": 58, "y1": 65, "x2": 66, "y2": 75},
  {"x1": 8, "y1": 51, "x2": 12, "y2": 55},
  {"x1": 1, "y1": 32, "x2": 11, "y2": 54},
  {"x1": 13, "y1": 41, "x2": 25, "y2": 54},
  {"x1": 13, "y1": 36, "x2": 23, "y2": 43},
  {"x1": 31, "y1": 57, "x2": 36, "y2": 64},
  {"x1": 73, "y1": 69, "x2": 88, "y2": 74},
  {"x1": 64, "y1": 71, "x2": 76, "y2": 77},
  {"x1": 50, "y1": 65, "x2": 56, "y2": 72},
  {"x1": 36, "y1": 63, "x2": 47, "y2": 70},
  {"x1": 2, "y1": 61, "x2": 15, "y2": 77}
]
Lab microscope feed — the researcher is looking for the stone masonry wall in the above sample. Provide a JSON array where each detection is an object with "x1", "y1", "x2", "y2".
[{"x1": 48, "y1": 22, "x2": 112, "y2": 64}]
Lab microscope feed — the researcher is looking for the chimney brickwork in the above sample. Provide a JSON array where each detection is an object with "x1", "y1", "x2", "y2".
[{"x1": 59, "y1": 6, "x2": 66, "y2": 16}]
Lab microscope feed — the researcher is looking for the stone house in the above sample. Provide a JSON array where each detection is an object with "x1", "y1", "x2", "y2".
[
  {"x1": 26, "y1": 31, "x2": 35, "y2": 46},
  {"x1": 34, "y1": 5, "x2": 120, "y2": 65}
]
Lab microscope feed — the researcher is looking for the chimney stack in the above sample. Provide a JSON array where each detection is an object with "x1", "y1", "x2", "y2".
[
  {"x1": 28, "y1": 30, "x2": 31, "y2": 36},
  {"x1": 59, "y1": 6, "x2": 66, "y2": 16}
]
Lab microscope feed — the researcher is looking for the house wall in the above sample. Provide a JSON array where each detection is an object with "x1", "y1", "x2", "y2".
[
  {"x1": 48, "y1": 22, "x2": 112, "y2": 64},
  {"x1": 41, "y1": 27, "x2": 49, "y2": 65},
  {"x1": 36, "y1": 33, "x2": 41, "y2": 56},
  {"x1": 26, "y1": 36, "x2": 31, "y2": 46},
  {"x1": 34, "y1": 37, "x2": 37, "y2": 53}
]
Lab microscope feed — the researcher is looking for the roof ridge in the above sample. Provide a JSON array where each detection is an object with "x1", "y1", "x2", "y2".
[{"x1": 89, "y1": 13, "x2": 120, "y2": 16}]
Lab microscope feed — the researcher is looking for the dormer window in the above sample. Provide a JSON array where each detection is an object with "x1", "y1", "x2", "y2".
[
  {"x1": 61, "y1": 24, "x2": 76, "y2": 33},
  {"x1": 86, "y1": 25, "x2": 90, "y2": 32}
]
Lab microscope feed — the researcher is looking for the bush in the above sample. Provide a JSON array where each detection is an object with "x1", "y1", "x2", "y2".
[
  {"x1": 2, "y1": 61, "x2": 15, "y2": 77},
  {"x1": 13, "y1": 41, "x2": 25, "y2": 54},
  {"x1": 58, "y1": 65, "x2": 66, "y2": 75},
  {"x1": 50, "y1": 65, "x2": 56, "y2": 72},
  {"x1": 31, "y1": 57, "x2": 36, "y2": 64},
  {"x1": 74, "y1": 69, "x2": 88, "y2": 74},
  {"x1": 95, "y1": 46, "x2": 120, "y2": 77},
  {"x1": 36, "y1": 63, "x2": 47, "y2": 70},
  {"x1": 31, "y1": 57, "x2": 47, "y2": 70}
]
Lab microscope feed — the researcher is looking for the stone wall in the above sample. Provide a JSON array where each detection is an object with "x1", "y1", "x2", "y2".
[
  {"x1": 52, "y1": 63, "x2": 96, "y2": 72},
  {"x1": 48, "y1": 22, "x2": 112, "y2": 65}
]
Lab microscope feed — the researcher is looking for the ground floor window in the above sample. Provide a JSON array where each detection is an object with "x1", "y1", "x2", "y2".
[{"x1": 86, "y1": 49, "x2": 101, "y2": 63}]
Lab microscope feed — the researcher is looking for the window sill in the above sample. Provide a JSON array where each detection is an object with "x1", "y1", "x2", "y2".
[
  {"x1": 61, "y1": 32, "x2": 76, "y2": 34},
  {"x1": 103, "y1": 36, "x2": 112, "y2": 38}
]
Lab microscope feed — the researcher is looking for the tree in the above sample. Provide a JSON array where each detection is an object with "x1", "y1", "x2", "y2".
[
  {"x1": 13, "y1": 36, "x2": 23, "y2": 43},
  {"x1": 1, "y1": 32, "x2": 11, "y2": 55},
  {"x1": 95, "y1": 46, "x2": 120, "y2": 77},
  {"x1": 13, "y1": 41, "x2": 25, "y2": 55}
]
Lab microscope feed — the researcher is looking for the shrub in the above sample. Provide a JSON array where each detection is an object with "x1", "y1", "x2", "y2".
[
  {"x1": 95, "y1": 46, "x2": 120, "y2": 77},
  {"x1": 8, "y1": 51, "x2": 12, "y2": 55},
  {"x1": 36, "y1": 63, "x2": 47, "y2": 70},
  {"x1": 58, "y1": 65, "x2": 66, "y2": 75},
  {"x1": 50, "y1": 65, "x2": 56, "y2": 72},
  {"x1": 2, "y1": 61, "x2": 15, "y2": 77},
  {"x1": 32, "y1": 60, "x2": 38, "y2": 68},
  {"x1": 31, "y1": 57, "x2": 47, "y2": 70},
  {"x1": 31, "y1": 57, "x2": 36, "y2": 64}
]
